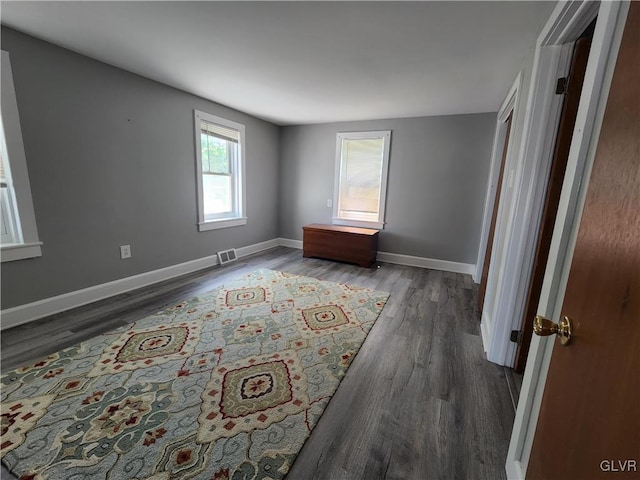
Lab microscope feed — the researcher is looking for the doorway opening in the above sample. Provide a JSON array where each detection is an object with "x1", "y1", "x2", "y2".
[
  {"x1": 478, "y1": 113, "x2": 513, "y2": 312},
  {"x1": 512, "y1": 19, "x2": 595, "y2": 374}
]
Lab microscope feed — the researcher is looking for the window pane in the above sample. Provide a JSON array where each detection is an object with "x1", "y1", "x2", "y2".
[
  {"x1": 0, "y1": 151, "x2": 17, "y2": 244},
  {"x1": 201, "y1": 133, "x2": 230, "y2": 174},
  {"x1": 339, "y1": 138, "x2": 384, "y2": 216},
  {"x1": 0, "y1": 150, "x2": 6, "y2": 183},
  {"x1": 0, "y1": 188, "x2": 9, "y2": 235},
  {"x1": 201, "y1": 121, "x2": 240, "y2": 143},
  {"x1": 195, "y1": 110, "x2": 246, "y2": 230},
  {"x1": 203, "y1": 174, "x2": 232, "y2": 215}
]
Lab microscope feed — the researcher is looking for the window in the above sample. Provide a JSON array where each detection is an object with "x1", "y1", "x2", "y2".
[
  {"x1": 194, "y1": 110, "x2": 246, "y2": 231},
  {"x1": 333, "y1": 130, "x2": 391, "y2": 229},
  {"x1": 0, "y1": 153, "x2": 19, "y2": 244},
  {"x1": 1, "y1": 50, "x2": 42, "y2": 262}
]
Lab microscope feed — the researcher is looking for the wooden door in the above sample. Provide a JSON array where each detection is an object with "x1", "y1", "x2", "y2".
[
  {"x1": 478, "y1": 114, "x2": 512, "y2": 310},
  {"x1": 513, "y1": 33, "x2": 593, "y2": 373},
  {"x1": 527, "y1": 3, "x2": 639, "y2": 479}
]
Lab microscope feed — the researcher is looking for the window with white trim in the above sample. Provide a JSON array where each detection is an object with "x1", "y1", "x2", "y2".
[
  {"x1": 333, "y1": 130, "x2": 391, "y2": 229},
  {"x1": 0, "y1": 153, "x2": 19, "y2": 244},
  {"x1": 1, "y1": 50, "x2": 42, "y2": 262},
  {"x1": 194, "y1": 110, "x2": 246, "y2": 231}
]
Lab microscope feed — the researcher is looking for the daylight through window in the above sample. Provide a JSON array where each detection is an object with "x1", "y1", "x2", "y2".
[
  {"x1": 0, "y1": 150, "x2": 20, "y2": 245},
  {"x1": 333, "y1": 131, "x2": 391, "y2": 229},
  {"x1": 194, "y1": 111, "x2": 246, "y2": 231},
  {"x1": 0, "y1": 50, "x2": 42, "y2": 262}
]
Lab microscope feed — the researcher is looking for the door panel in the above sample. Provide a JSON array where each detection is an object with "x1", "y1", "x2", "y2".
[{"x1": 527, "y1": 3, "x2": 639, "y2": 479}]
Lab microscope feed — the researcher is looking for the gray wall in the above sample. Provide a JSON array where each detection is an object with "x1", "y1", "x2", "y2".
[
  {"x1": 1, "y1": 27, "x2": 498, "y2": 310},
  {"x1": 279, "y1": 114, "x2": 496, "y2": 264},
  {"x1": 1, "y1": 28, "x2": 280, "y2": 309}
]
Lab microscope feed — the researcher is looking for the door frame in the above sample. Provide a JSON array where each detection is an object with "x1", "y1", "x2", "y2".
[
  {"x1": 477, "y1": 73, "x2": 520, "y2": 347},
  {"x1": 478, "y1": 21, "x2": 577, "y2": 365},
  {"x1": 506, "y1": 1, "x2": 630, "y2": 478},
  {"x1": 475, "y1": 72, "x2": 520, "y2": 287}
]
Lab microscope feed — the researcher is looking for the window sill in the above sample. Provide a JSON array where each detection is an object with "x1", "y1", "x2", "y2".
[
  {"x1": 332, "y1": 218, "x2": 385, "y2": 230},
  {"x1": 1, "y1": 242, "x2": 43, "y2": 262},
  {"x1": 198, "y1": 217, "x2": 247, "y2": 232}
]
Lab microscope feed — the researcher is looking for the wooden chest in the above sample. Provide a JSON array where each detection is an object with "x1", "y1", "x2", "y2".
[{"x1": 302, "y1": 224, "x2": 379, "y2": 267}]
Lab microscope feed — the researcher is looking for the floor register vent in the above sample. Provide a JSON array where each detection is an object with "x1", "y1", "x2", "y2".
[{"x1": 217, "y1": 248, "x2": 238, "y2": 265}]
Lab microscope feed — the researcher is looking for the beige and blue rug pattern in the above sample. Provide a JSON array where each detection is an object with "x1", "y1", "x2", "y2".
[{"x1": 1, "y1": 269, "x2": 388, "y2": 480}]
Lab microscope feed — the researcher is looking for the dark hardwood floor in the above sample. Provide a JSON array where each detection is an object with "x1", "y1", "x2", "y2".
[{"x1": 0, "y1": 247, "x2": 516, "y2": 480}]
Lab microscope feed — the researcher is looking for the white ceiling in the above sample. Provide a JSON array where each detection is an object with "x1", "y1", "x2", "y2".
[{"x1": 0, "y1": 1, "x2": 556, "y2": 126}]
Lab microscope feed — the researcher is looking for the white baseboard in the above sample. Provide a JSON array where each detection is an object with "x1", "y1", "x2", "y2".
[
  {"x1": 375, "y1": 251, "x2": 475, "y2": 276},
  {"x1": 278, "y1": 237, "x2": 303, "y2": 249},
  {"x1": 506, "y1": 459, "x2": 524, "y2": 480},
  {"x1": 236, "y1": 238, "x2": 280, "y2": 257},
  {"x1": 278, "y1": 237, "x2": 475, "y2": 275},
  {"x1": 1, "y1": 237, "x2": 476, "y2": 330},
  {"x1": 0, "y1": 238, "x2": 280, "y2": 330},
  {"x1": 480, "y1": 311, "x2": 492, "y2": 354}
]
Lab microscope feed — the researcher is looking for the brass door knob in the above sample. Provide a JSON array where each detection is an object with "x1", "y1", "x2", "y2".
[{"x1": 533, "y1": 315, "x2": 573, "y2": 345}]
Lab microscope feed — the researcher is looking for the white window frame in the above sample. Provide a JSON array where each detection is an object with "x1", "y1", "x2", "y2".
[
  {"x1": 332, "y1": 130, "x2": 391, "y2": 230},
  {"x1": 193, "y1": 110, "x2": 247, "y2": 231},
  {"x1": 0, "y1": 166, "x2": 20, "y2": 245},
  {"x1": 1, "y1": 50, "x2": 42, "y2": 263}
]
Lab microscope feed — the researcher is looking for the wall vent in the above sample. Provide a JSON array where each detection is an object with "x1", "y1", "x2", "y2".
[{"x1": 217, "y1": 248, "x2": 238, "y2": 265}]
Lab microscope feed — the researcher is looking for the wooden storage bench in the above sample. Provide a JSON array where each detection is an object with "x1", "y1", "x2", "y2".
[{"x1": 302, "y1": 224, "x2": 379, "y2": 267}]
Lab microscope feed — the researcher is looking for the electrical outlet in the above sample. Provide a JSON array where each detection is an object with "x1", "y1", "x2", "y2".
[
  {"x1": 327, "y1": 199, "x2": 333, "y2": 208},
  {"x1": 120, "y1": 244, "x2": 132, "y2": 259}
]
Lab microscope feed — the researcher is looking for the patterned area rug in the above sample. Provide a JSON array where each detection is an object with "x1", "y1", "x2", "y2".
[{"x1": 1, "y1": 269, "x2": 388, "y2": 480}]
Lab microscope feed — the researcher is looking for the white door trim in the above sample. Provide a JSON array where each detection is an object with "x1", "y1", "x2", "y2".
[
  {"x1": 477, "y1": 73, "x2": 521, "y2": 349},
  {"x1": 506, "y1": 1, "x2": 629, "y2": 478},
  {"x1": 482, "y1": 0, "x2": 588, "y2": 365},
  {"x1": 484, "y1": 0, "x2": 605, "y2": 367},
  {"x1": 475, "y1": 73, "x2": 521, "y2": 286},
  {"x1": 485, "y1": 38, "x2": 573, "y2": 366}
]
